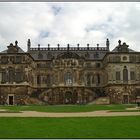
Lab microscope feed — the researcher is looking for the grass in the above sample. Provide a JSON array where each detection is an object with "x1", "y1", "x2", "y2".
[
  {"x1": 0, "y1": 104, "x2": 137, "y2": 113},
  {"x1": 0, "y1": 105, "x2": 139, "y2": 138},
  {"x1": 0, "y1": 116, "x2": 140, "y2": 138}
]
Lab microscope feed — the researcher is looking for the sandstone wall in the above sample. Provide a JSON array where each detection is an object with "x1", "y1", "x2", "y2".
[{"x1": 105, "y1": 85, "x2": 136, "y2": 104}]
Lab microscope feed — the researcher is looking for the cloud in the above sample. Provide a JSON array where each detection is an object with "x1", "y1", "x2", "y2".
[
  {"x1": 0, "y1": 2, "x2": 140, "y2": 52},
  {"x1": 51, "y1": 5, "x2": 62, "y2": 15}
]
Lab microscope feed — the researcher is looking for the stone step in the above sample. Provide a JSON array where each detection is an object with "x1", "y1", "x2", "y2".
[{"x1": 89, "y1": 97, "x2": 110, "y2": 105}]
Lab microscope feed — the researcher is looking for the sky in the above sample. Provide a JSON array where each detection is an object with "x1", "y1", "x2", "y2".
[{"x1": 0, "y1": 2, "x2": 140, "y2": 52}]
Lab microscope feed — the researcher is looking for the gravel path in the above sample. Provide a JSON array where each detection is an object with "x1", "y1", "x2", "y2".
[{"x1": 0, "y1": 109, "x2": 140, "y2": 117}]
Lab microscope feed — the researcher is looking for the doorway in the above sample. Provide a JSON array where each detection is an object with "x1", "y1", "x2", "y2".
[
  {"x1": 8, "y1": 95, "x2": 14, "y2": 105},
  {"x1": 65, "y1": 91, "x2": 73, "y2": 104},
  {"x1": 122, "y1": 95, "x2": 129, "y2": 104}
]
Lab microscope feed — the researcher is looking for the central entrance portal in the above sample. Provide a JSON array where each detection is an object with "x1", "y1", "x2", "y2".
[{"x1": 65, "y1": 91, "x2": 73, "y2": 104}]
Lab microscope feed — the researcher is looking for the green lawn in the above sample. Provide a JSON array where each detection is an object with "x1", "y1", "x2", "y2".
[
  {"x1": 0, "y1": 116, "x2": 140, "y2": 138},
  {"x1": 0, "y1": 104, "x2": 137, "y2": 113}
]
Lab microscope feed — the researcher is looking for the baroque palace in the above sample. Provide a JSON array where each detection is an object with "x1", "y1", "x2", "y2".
[{"x1": 0, "y1": 39, "x2": 140, "y2": 105}]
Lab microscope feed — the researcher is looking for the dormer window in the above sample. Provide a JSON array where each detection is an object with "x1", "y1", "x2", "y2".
[
  {"x1": 94, "y1": 52, "x2": 99, "y2": 58},
  {"x1": 38, "y1": 52, "x2": 43, "y2": 59}
]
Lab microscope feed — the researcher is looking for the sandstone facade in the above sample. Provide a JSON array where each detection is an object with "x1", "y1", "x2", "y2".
[{"x1": 0, "y1": 39, "x2": 139, "y2": 105}]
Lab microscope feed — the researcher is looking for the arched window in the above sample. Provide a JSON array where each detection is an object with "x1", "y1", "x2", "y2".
[
  {"x1": 64, "y1": 72, "x2": 73, "y2": 85},
  {"x1": 95, "y1": 74, "x2": 100, "y2": 86},
  {"x1": 97, "y1": 74, "x2": 100, "y2": 85},
  {"x1": 116, "y1": 71, "x2": 121, "y2": 80},
  {"x1": 37, "y1": 75, "x2": 41, "y2": 85},
  {"x1": 46, "y1": 74, "x2": 51, "y2": 86},
  {"x1": 92, "y1": 75, "x2": 95, "y2": 84},
  {"x1": 86, "y1": 74, "x2": 91, "y2": 86},
  {"x1": 123, "y1": 66, "x2": 128, "y2": 82}
]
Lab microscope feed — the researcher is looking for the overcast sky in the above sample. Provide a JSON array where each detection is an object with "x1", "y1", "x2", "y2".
[{"x1": 0, "y1": 2, "x2": 140, "y2": 52}]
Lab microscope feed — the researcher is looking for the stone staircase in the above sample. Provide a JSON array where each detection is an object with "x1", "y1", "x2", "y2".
[
  {"x1": 24, "y1": 97, "x2": 45, "y2": 105},
  {"x1": 89, "y1": 97, "x2": 110, "y2": 105}
]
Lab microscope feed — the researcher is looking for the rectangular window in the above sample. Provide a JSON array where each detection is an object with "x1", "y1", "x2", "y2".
[
  {"x1": 45, "y1": 75, "x2": 51, "y2": 86},
  {"x1": 22, "y1": 56, "x2": 25, "y2": 61},
  {"x1": 15, "y1": 56, "x2": 22, "y2": 64},
  {"x1": 1, "y1": 70, "x2": 7, "y2": 83},
  {"x1": 10, "y1": 56, "x2": 15, "y2": 63},
  {"x1": 116, "y1": 71, "x2": 121, "y2": 80},
  {"x1": 15, "y1": 72, "x2": 22, "y2": 83},
  {"x1": 130, "y1": 56, "x2": 136, "y2": 62},
  {"x1": 130, "y1": 71, "x2": 135, "y2": 80},
  {"x1": 9, "y1": 69, "x2": 15, "y2": 83},
  {"x1": 46, "y1": 62, "x2": 51, "y2": 68},
  {"x1": 109, "y1": 56, "x2": 114, "y2": 62},
  {"x1": 1, "y1": 56, "x2": 8, "y2": 64},
  {"x1": 115, "y1": 56, "x2": 121, "y2": 62},
  {"x1": 86, "y1": 63, "x2": 91, "y2": 68}
]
